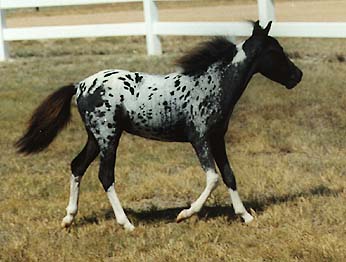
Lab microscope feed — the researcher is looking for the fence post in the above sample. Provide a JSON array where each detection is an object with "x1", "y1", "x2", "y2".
[
  {"x1": 257, "y1": 0, "x2": 276, "y2": 27},
  {"x1": 143, "y1": 0, "x2": 162, "y2": 55},
  {"x1": 0, "y1": 9, "x2": 9, "y2": 61}
]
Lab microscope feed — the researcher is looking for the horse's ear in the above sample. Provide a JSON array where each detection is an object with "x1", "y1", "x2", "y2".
[
  {"x1": 252, "y1": 20, "x2": 262, "y2": 36},
  {"x1": 263, "y1": 21, "x2": 272, "y2": 35},
  {"x1": 252, "y1": 20, "x2": 272, "y2": 36}
]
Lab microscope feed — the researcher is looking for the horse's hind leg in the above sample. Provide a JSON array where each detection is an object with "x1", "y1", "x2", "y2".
[
  {"x1": 61, "y1": 131, "x2": 99, "y2": 228},
  {"x1": 98, "y1": 132, "x2": 134, "y2": 231},
  {"x1": 176, "y1": 139, "x2": 219, "y2": 222},
  {"x1": 211, "y1": 137, "x2": 253, "y2": 223}
]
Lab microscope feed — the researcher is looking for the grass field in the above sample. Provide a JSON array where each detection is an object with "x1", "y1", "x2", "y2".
[{"x1": 1, "y1": 33, "x2": 346, "y2": 261}]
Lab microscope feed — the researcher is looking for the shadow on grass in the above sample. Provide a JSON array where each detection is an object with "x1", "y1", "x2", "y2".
[{"x1": 77, "y1": 184, "x2": 341, "y2": 227}]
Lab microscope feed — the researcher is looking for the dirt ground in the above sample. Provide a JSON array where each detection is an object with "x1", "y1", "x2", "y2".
[{"x1": 5, "y1": 0, "x2": 346, "y2": 28}]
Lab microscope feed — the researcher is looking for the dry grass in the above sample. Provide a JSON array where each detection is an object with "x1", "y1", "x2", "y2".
[{"x1": 1, "y1": 34, "x2": 346, "y2": 261}]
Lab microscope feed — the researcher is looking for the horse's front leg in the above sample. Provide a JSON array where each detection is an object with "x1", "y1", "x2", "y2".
[
  {"x1": 176, "y1": 139, "x2": 219, "y2": 222},
  {"x1": 211, "y1": 137, "x2": 253, "y2": 223}
]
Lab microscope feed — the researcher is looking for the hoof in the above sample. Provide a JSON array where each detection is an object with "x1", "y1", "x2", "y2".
[
  {"x1": 242, "y1": 212, "x2": 254, "y2": 224},
  {"x1": 61, "y1": 215, "x2": 74, "y2": 229},
  {"x1": 124, "y1": 223, "x2": 135, "y2": 232},
  {"x1": 176, "y1": 209, "x2": 191, "y2": 223}
]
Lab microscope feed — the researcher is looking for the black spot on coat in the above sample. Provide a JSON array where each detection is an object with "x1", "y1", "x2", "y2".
[
  {"x1": 104, "y1": 71, "x2": 118, "y2": 77},
  {"x1": 184, "y1": 91, "x2": 191, "y2": 100},
  {"x1": 125, "y1": 74, "x2": 134, "y2": 81},
  {"x1": 135, "y1": 73, "x2": 143, "y2": 83},
  {"x1": 90, "y1": 78, "x2": 98, "y2": 89}
]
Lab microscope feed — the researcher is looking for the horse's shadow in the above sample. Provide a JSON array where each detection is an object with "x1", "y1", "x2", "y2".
[{"x1": 77, "y1": 184, "x2": 341, "y2": 226}]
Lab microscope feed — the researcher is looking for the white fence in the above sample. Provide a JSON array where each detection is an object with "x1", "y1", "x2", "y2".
[{"x1": 0, "y1": 0, "x2": 346, "y2": 61}]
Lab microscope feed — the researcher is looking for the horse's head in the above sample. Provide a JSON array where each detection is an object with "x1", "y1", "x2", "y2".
[{"x1": 251, "y1": 21, "x2": 303, "y2": 89}]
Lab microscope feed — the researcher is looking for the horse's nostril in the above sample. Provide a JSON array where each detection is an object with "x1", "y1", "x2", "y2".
[
  {"x1": 292, "y1": 69, "x2": 302, "y2": 82},
  {"x1": 297, "y1": 70, "x2": 303, "y2": 81}
]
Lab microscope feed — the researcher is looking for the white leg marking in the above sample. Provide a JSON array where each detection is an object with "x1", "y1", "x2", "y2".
[
  {"x1": 229, "y1": 189, "x2": 253, "y2": 223},
  {"x1": 177, "y1": 169, "x2": 219, "y2": 222},
  {"x1": 62, "y1": 175, "x2": 82, "y2": 228},
  {"x1": 107, "y1": 183, "x2": 134, "y2": 231}
]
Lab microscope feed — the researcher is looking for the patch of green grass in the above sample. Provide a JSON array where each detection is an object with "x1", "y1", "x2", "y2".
[{"x1": 1, "y1": 35, "x2": 346, "y2": 261}]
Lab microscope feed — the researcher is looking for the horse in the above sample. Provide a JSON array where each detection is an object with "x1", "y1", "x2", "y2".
[{"x1": 16, "y1": 21, "x2": 302, "y2": 231}]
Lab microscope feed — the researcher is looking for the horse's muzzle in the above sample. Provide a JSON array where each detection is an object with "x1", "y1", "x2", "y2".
[{"x1": 286, "y1": 68, "x2": 303, "y2": 89}]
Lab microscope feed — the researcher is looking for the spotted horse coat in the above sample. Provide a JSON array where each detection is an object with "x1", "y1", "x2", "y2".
[
  {"x1": 16, "y1": 21, "x2": 302, "y2": 230},
  {"x1": 77, "y1": 65, "x2": 224, "y2": 146}
]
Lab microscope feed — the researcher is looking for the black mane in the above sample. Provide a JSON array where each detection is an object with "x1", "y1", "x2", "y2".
[{"x1": 176, "y1": 37, "x2": 237, "y2": 76}]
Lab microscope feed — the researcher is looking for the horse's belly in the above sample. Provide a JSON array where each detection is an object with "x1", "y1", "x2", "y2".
[{"x1": 123, "y1": 117, "x2": 189, "y2": 142}]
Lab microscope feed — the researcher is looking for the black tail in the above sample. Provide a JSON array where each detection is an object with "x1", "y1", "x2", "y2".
[{"x1": 15, "y1": 84, "x2": 76, "y2": 154}]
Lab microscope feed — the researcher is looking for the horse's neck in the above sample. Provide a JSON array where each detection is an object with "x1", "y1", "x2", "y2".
[{"x1": 220, "y1": 37, "x2": 262, "y2": 113}]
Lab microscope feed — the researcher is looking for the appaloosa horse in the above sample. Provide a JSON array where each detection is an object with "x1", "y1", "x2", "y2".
[{"x1": 16, "y1": 21, "x2": 302, "y2": 230}]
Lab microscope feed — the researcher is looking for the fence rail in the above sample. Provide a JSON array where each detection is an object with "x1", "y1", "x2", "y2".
[{"x1": 0, "y1": 0, "x2": 346, "y2": 61}]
